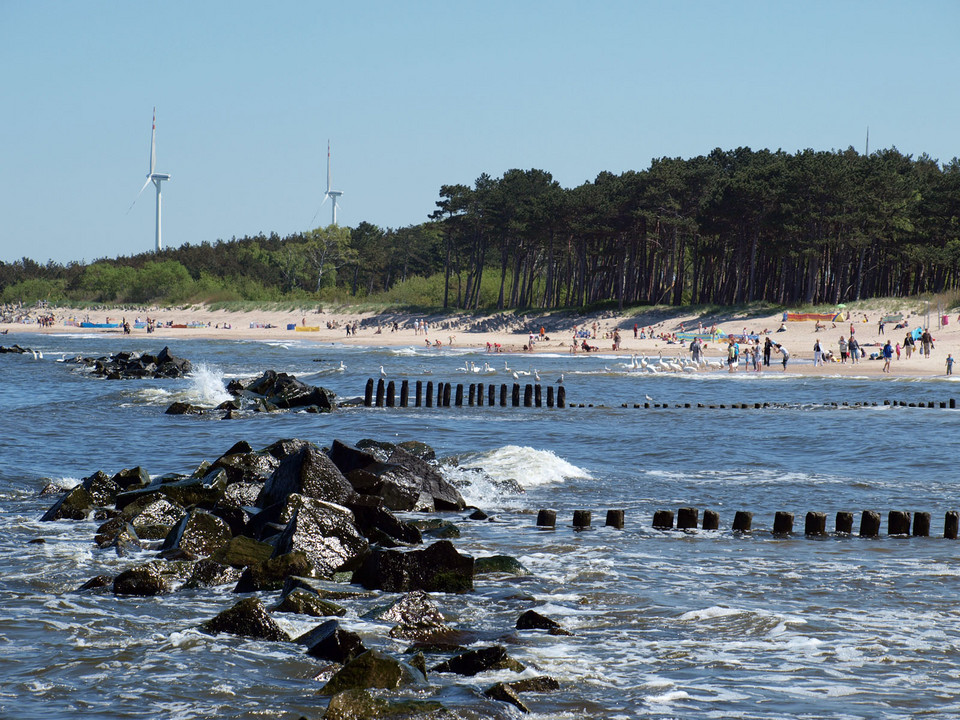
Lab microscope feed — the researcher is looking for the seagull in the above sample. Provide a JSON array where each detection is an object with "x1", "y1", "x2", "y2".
[
  {"x1": 645, "y1": 394, "x2": 654, "y2": 401},
  {"x1": 556, "y1": 373, "x2": 564, "y2": 384},
  {"x1": 534, "y1": 369, "x2": 541, "y2": 382},
  {"x1": 504, "y1": 361, "x2": 511, "y2": 372},
  {"x1": 379, "y1": 366, "x2": 387, "y2": 378},
  {"x1": 338, "y1": 361, "x2": 346, "y2": 371},
  {"x1": 512, "y1": 371, "x2": 519, "y2": 379}
]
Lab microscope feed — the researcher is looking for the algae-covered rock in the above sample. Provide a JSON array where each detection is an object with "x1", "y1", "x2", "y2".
[
  {"x1": 202, "y1": 597, "x2": 290, "y2": 642},
  {"x1": 320, "y1": 649, "x2": 426, "y2": 696}
]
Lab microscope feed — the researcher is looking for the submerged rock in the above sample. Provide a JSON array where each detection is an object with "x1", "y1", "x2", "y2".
[
  {"x1": 431, "y1": 645, "x2": 525, "y2": 676},
  {"x1": 353, "y1": 540, "x2": 474, "y2": 594},
  {"x1": 296, "y1": 619, "x2": 366, "y2": 664},
  {"x1": 320, "y1": 649, "x2": 427, "y2": 696},
  {"x1": 202, "y1": 597, "x2": 290, "y2": 642}
]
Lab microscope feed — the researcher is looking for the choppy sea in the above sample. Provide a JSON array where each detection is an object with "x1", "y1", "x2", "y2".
[{"x1": 2, "y1": 331, "x2": 959, "y2": 719}]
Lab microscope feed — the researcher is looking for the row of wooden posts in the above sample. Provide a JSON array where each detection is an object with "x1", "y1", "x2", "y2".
[
  {"x1": 611, "y1": 399, "x2": 958, "y2": 410},
  {"x1": 537, "y1": 507, "x2": 960, "y2": 538},
  {"x1": 364, "y1": 379, "x2": 566, "y2": 409}
]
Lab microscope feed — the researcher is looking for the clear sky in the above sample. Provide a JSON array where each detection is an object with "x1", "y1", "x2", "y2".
[{"x1": 1, "y1": 0, "x2": 958, "y2": 264}]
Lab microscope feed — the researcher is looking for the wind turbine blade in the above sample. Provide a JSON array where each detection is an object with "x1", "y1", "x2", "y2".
[
  {"x1": 326, "y1": 139, "x2": 331, "y2": 194},
  {"x1": 127, "y1": 177, "x2": 152, "y2": 214},
  {"x1": 149, "y1": 107, "x2": 157, "y2": 175}
]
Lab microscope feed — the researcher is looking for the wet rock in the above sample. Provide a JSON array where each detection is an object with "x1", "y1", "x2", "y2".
[
  {"x1": 366, "y1": 591, "x2": 451, "y2": 642},
  {"x1": 387, "y1": 446, "x2": 465, "y2": 511},
  {"x1": 296, "y1": 619, "x2": 366, "y2": 663},
  {"x1": 243, "y1": 370, "x2": 336, "y2": 410},
  {"x1": 234, "y1": 551, "x2": 314, "y2": 593},
  {"x1": 509, "y1": 676, "x2": 561, "y2": 693},
  {"x1": 209, "y1": 446, "x2": 279, "y2": 485},
  {"x1": 410, "y1": 519, "x2": 461, "y2": 539},
  {"x1": 272, "y1": 496, "x2": 369, "y2": 578},
  {"x1": 160, "y1": 509, "x2": 232, "y2": 558},
  {"x1": 347, "y1": 501, "x2": 423, "y2": 546},
  {"x1": 261, "y1": 438, "x2": 312, "y2": 462},
  {"x1": 81, "y1": 471, "x2": 120, "y2": 507},
  {"x1": 346, "y1": 462, "x2": 425, "y2": 512},
  {"x1": 431, "y1": 645, "x2": 525, "y2": 676},
  {"x1": 468, "y1": 508, "x2": 489, "y2": 520},
  {"x1": 105, "y1": 521, "x2": 142, "y2": 557},
  {"x1": 396, "y1": 440, "x2": 436, "y2": 461},
  {"x1": 475, "y1": 555, "x2": 532, "y2": 576},
  {"x1": 183, "y1": 558, "x2": 243, "y2": 589},
  {"x1": 211, "y1": 535, "x2": 274, "y2": 568},
  {"x1": 114, "y1": 562, "x2": 169, "y2": 596},
  {"x1": 328, "y1": 439, "x2": 379, "y2": 476},
  {"x1": 202, "y1": 597, "x2": 290, "y2": 642},
  {"x1": 322, "y1": 689, "x2": 447, "y2": 720},
  {"x1": 256, "y1": 445, "x2": 354, "y2": 509},
  {"x1": 122, "y1": 495, "x2": 187, "y2": 540},
  {"x1": 484, "y1": 683, "x2": 529, "y2": 713},
  {"x1": 516, "y1": 609, "x2": 572, "y2": 636},
  {"x1": 165, "y1": 402, "x2": 205, "y2": 415},
  {"x1": 111, "y1": 466, "x2": 151, "y2": 491},
  {"x1": 320, "y1": 649, "x2": 427, "y2": 695},
  {"x1": 69, "y1": 346, "x2": 191, "y2": 379},
  {"x1": 76, "y1": 575, "x2": 113, "y2": 592},
  {"x1": 353, "y1": 540, "x2": 474, "y2": 593},
  {"x1": 273, "y1": 589, "x2": 346, "y2": 618},
  {"x1": 282, "y1": 576, "x2": 375, "y2": 601},
  {"x1": 40, "y1": 484, "x2": 94, "y2": 521}
]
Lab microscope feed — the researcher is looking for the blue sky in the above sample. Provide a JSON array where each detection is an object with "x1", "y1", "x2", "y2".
[{"x1": 1, "y1": 0, "x2": 958, "y2": 264}]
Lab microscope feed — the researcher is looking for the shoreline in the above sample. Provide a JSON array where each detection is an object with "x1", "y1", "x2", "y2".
[{"x1": 3, "y1": 303, "x2": 958, "y2": 379}]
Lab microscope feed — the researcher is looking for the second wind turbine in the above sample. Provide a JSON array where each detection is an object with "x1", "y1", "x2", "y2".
[
  {"x1": 130, "y1": 107, "x2": 171, "y2": 252},
  {"x1": 321, "y1": 140, "x2": 342, "y2": 226}
]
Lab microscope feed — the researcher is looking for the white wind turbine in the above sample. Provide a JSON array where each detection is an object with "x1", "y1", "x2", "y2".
[
  {"x1": 129, "y1": 107, "x2": 171, "y2": 252},
  {"x1": 312, "y1": 140, "x2": 343, "y2": 226}
]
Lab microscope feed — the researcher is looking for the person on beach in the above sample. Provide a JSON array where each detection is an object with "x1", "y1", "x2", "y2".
[
  {"x1": 947, "y1": 354, "x2": 955, "y2": 376},
  {"x1": 727, "y1": 339, "x2": 737, "y2": 372},
  {"x1": 763, "y1": 336, "x2": 772, "y2": 366},
  {"x1": 849, "y1": 336, "x2": 860, "y2": 364},
  {"x1": 839, "y1": 336, "x2": 848, "y2": 363},
  {"x1": 921, "y1": 329, "x2": 933, "y2": 358},
  {"x1": 882, "y1": 340, "x2": 893, "y2": 373},
  {"x1": 776, "y1": 343, "x2": 789, "y2": 371},
  {"x1": 813, "y1": 339, "x2": 823, "y2": 367},
  {"x1": 904, "y1": 333, "x2": 914, "y2": 359}
]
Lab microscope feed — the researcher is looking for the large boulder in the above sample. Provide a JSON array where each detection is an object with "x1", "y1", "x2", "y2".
[
  {"x1": 281, "y1": 576, "x2": 375, "y2": 601},
  {"x1": 202, "y1": 597, "x2": 290, "y2": 642},
  {"x1": 243, "y1": 370, "x2": 335, "y2": 410},
  {"x1": 211, "y1": 535, "x2": 274, "y2": 568},
  {"x1": 256, "y1": 445, "x2": 354, "y2": 508},
  {"x1": 208, "y1": 444, "x2": 280, "y2": 485},
  {"x1": 183, "y1": 558, "x2": 243, "y2": 589},
  {"x1": 346, "y1": 462, "x2": 427, "y2": 512},
  {"x1": 113, "y1": 562, "x2": 169, "y2": 596},
  {"x1": 296, "y1": 619, "x2": 366, "y2": 663},
  {"x1": 272, "y1": 496, "x2": 369, "y2": 578},
  {"x1": 320, "y1": 650, "x2": 427, "y2": 696},
  {"x1": 431, "y1": 645, "x2": 525, "y2": 676},
  {"x1": 516, "y1": 609, "x2": 573, "y2": 636},
  {"x1": 234, "y1": 551, "x2": 314, "y2": 593},
  {"x1": 387, "y1": 446, "x2": 465, "y2": 511},
  {"x1": 352, "y1": 540, "x2": 473, "y2": 593},
  {"x1": 347, "y1": 500, "x2": 423, "y2": 546},
  {"x1": 110, "y1": 466, "x2": 151, "y2": 491},
  {"x1": 40, "y1": 485, "x2": 94, "y2": 521},
  {"x1": 322, "y1": 689, "x2": 447, "y2": 720},
  {"x1": 160, "y1": 509, "x2": 232, "y2": 559},
  {"x1": 366, "y1": 591, "x2": 452, "y2": 642},
  {"x1": 273, "y1": 589, "x2": 346, "y2": 618},
  {"x1": 121, "y1": 494, "x2": 188, "y2": 540},
  {"x1": 328, "y1": 440, "x2": 379, "y2": 475}
]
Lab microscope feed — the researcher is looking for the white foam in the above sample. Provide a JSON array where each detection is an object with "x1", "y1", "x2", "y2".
[
  {"x1": 460, "y1": 445, "x2": 592, "y2": 488},
  {"x1": 185, "y1": 364, "x2": 233, "y2": 406}
]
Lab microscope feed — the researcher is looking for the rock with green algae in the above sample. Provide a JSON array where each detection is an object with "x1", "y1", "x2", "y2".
[
  {"x1": 273, "y1": 588, "x2": 346, "y2": 618},
  {"x1": 322, "y1": 688, "x2": 451, "y2": 719},
  {"x1": 202, "y1": 597, "x2": 290, "y2": 642},
  {"x1": 474, "y1": 555, "x2": 531, "y2": 577},
  {"x1": 233, "y1": 551, "x2": 315, "y2": 593},
  {"x1": 320, "y1": 650, "x2": 427, "y2": 696}
]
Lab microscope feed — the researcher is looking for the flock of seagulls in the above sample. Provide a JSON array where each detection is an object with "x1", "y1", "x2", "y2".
[{"x1": 618, "y1": 352, "x2": 722, "y2": 374}]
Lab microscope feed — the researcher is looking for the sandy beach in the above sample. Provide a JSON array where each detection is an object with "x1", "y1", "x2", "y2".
[{"x1": 3, "y1": 302, "x2": 958, "y2": 379}]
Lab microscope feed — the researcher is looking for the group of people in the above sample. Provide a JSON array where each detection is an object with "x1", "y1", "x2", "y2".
[{"x1": 722, "y1": 336, "x2": 790, "y2": 371}]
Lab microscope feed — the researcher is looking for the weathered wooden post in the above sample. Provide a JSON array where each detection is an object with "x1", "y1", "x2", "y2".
[
  {"x1": 437, "y1": 382, "x2": 444, "y2": 407},
  {"x1": 835, "y1": 511, "x2": 853, "y2": 534},
  {"x1": 677, "y1": 507, "x2": 698, "y2": 530},
  {"x1": 523, "y1": 383, "x2": 533, "y2": 407},
  {"x1": 375, "y1": 378, "x2": 385, "y2": 407},
  {"x1": 468, "y1": 383, "x2": 475, "y2": 406},
  {"x1": 415, "y1": 380, "x2": 422, "y2": 407},
  {"x1": 773, "y1": 511, "x2": 794, "y2": 535},
  {"x1": 652, "y1": 510, "x2": 674, "y2": 529},
  {"x1": 512, "y1": 383, "x2": 521, "y2": 407},
  {"x1": 702, "y1": 510, "x2": 719, "y2": 530},
  {"x1": 386, "y1": 380, "x2": 396, "y2": 407},
  {"x1": 400, "y1": 380, "x2": 409, "y2": 407},
  {"x1": 489, "y1": 384, "x2": 496, "y2": 406},
  {"x1": 912, "y1": 511, "x2": 931, "y2": 537},
  {"x1": 500, "y1": 384, "x2": 507, "y2": 407},
  {"x1": 443, "y1": 383, "x2": 451, "y2": 407},
  {"x1": 535, "y1": 384, "x2": 542, "y2": 407},
  {"x1": 455, "y1": 384, "x2": 464, "y2": 406},
  {"x1": 860, "y1": 510, "x2": 881, "y2": 537},
  {"x1": 888, "y1": 510, "x2": 911, "y2": 536},
  {"x1": 477, "y1": 382, "x2": 483, "y2": 406},
  {"x1": 945, "y1": 511, "x2": 959, "y2": 539},
  {"x1": 573, "y1": 510, "x2": 592, "y2": 529},
  {"x1": 805, "y1": 512, "x2": 826, "y2": 536},
  {"x1": 364, "y1": 378, "x2": 374, "y2": 407},
  {"x1": 425, "y1": 380, "x2": 433, "y2": 407},
  {"x1": 536, "y1": 509, "x2": 556, "y2": 528},
  {"x1": 557, "y1": 386, "x2": 566, "y2": 408},
  {"x1": 547, "y1": 386, "x2": 554, "y2": 408},
  {"x1": 605, "y1": 509, "x2": 624, "y2": 529},
  {"x1": 732, "y1": 511, "x2": 753, "y2": 533}
]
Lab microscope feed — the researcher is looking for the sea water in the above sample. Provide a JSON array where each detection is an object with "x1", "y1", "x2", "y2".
[{"x1": 1, "y1": 332, "x2": 959, "y2": 719}]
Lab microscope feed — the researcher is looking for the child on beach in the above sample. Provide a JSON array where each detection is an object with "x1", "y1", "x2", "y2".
[{"x1": 947, "y1": 354, "x2": 955, "y2": 376}]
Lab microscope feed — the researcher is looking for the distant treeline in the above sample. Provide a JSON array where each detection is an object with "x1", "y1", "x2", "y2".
[{"x1": 3, "y1": 146, "x2": 959, "y2": 309}]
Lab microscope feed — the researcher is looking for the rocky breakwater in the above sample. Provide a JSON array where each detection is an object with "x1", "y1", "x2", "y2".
[
  {"x1": 65, "y1": 346, "x2": 192, "y2": 379},
  {"x1": 39, "y1": 436, "x2": 566, "y2": 717},
  {"x1": 167, "y1": 369, "x2": 339, "y2": 417}
]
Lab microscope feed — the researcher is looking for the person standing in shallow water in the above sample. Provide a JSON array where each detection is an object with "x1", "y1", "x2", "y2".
[
  {"x1": 776, "y1": 343, "x2": 789, "y2": 371},
  {"x1": 882, "y1": 340, "x2": 894, "y2": 373},
  {"x1": 763, "y1": 337, "x2": 772, "y2": 366},
  {"x1": 947, "y1": 354, "x2": 955, "y2": 376}
]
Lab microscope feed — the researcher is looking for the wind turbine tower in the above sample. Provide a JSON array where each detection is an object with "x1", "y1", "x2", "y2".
[
  {"x1": 132, "y1": 108, "x2": 171, "y2": 252},
  {"x1": 325, "y1": 140, "x2": 343, "y2": 226}
]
